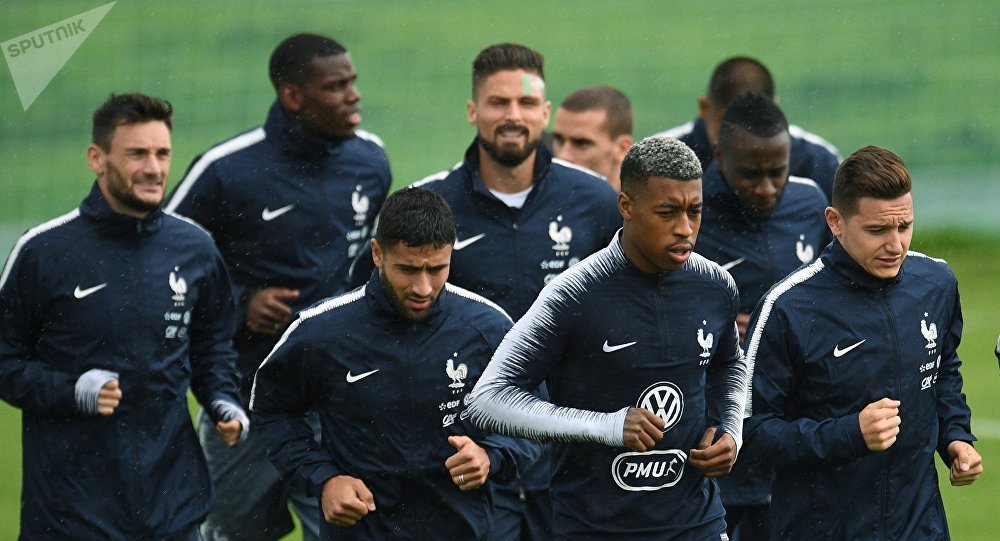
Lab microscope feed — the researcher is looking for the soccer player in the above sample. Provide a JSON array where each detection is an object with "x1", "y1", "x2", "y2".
[
  {"x1": 251, "y1": 187, "x2": 539, "y2": 540},
  {"x1": 471, "y1": 136, "x2": 750, "y2": 540},
  {"x1": 165, "y1": 33, "x2": 391, "y2": 540},
  {"x1": 0, "y1": 93, "x2": 247, "y2": 539},
  {"x1": 552, "y1": 85, "x2": 634, "y2": 192},
  {"x1": 694, "y1": 91, "x2": 830, "y2": 539},
  {"x1": 412, "y1": 43, "x2": 622, "y2": 540},
  {"x1": 654, "y1": 56, "x2": 841, "y2": 199},
  {"x1": 744, "y1": 146, "x2": 983, "y2": 539}
]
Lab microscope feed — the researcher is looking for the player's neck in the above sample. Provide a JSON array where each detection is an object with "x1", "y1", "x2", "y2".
[{"x1": 477, "y1": 149, "x2": 536, "y2": 193}]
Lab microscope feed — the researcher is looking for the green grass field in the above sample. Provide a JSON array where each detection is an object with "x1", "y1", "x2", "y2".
[{"x1": 1, "y1": 1, "x2": 997, "y2": 538}]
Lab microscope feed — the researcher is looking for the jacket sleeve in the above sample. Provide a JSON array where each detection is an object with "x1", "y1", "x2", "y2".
[
  {"x1": 469, "y1": 282, "x2": 628, "y2": 447},
  {"x1": 934, "y1": 284, "x2": 975, "y2": 461},
  {"x1": 0, "y1": 241, "x2": 79, "y2": 415},
  {"x1": 188, "y1": 247, "x2": 244, "y2": 416},
  {"x1": 704, "y1": 289, "x2": 750, "y2": 452},
  {"x1": 250, "y1": 322, "x2": 339, "y2": 495},
  {"x1": 744, "y1": 304, "x2": 870, "y2": 466}
]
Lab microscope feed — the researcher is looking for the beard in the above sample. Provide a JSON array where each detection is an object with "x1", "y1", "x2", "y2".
[
  {"x1": 478, "y1": 130, "x2": 541, "y2": 168},
  {"x1": 104, "y1": 161, "x2": 163, "y2": 215},
  {"x1": 379, "y1": 266, "x2": 437, "y2": 322}
]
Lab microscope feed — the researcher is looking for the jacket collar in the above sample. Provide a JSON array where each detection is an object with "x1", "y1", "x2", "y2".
[
  {"x1": 460, "y1": 138, "x2": 553, "y2": 198},
  {"x1": 822, "y1": 239, "x2": 902, "y2": 290},
  {"x1": 364, "y1": 269, "x2": 447, "y2": 325},
  {"x1": 263, "y1": 100, "x2": 344, "y2": 159},
  {"x1": 79, "y1": 182, "x2": 164, "y2": 236}
]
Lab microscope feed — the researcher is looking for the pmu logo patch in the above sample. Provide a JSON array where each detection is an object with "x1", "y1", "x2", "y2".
[
  {"x1": 611, "y1": 449, "x2": 687, "y2": 491},
  {"x1": 637, "y1": 381, "x2": 684, "y2": 433}
]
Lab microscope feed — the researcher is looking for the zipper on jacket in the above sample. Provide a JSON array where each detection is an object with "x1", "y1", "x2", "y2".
[{"x1": 879, "y1": 289, "x2": 900, "y2": 539}]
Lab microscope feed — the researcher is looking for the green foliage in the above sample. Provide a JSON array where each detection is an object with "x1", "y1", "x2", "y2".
[{"x1": 0, "y1": 1, "x2": 997, "y2": 539}]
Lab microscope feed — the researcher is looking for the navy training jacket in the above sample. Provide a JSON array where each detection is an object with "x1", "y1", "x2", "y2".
[
  {"x1": 166, "y1": 101, "x2": 391, "y2": 393},
  {"x1": 251, "y1": 271, "x2": 541, "y2": 540},
  {"x1": 0, "y1": 184, "x2": 243, "y2": 539},
  {"x1": 744, "y1": 240, "x2": 975, "y2": 540}
]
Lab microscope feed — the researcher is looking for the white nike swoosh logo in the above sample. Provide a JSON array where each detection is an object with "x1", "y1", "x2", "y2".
[
  {"x1": 833, "y1": 339, "x2": 866, "y2": 358},
  {"x1": 73, "y1": 283, "x2": 108, "y2": 299},
  {"x1": 603, "y1": 340, "x2": 637, "y2": 353},
  {"x1": 261, "y1": 204, "x2": 295, "y2": 221},
  {"x1": 453, "y1": 233, "x2": 486, "y2": 250},
  {"x1": 721, "y1": 257, "x2": 745, "y2": 271},
  {"x1": 346, "y1": 369, "x2": 380, "y2": 383}
]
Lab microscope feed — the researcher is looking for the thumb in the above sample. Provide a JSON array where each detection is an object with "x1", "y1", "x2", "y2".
[
  {"x1": 355, "y1": 481, "x2": 376, "y2": 511},
  {"x1": 957, "y1": 446, "x2": 973, "y2": 470},
  {"x1": 448, "y1": 435, "x2": 469, "y2": 450},
  {"x1": 696, "y1": 427, "x2": 716, "y2": 450}
]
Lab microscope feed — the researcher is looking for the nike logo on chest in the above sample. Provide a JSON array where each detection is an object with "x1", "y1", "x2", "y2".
[
  {"x1": 74, "y1": 283, "x2": 108, "y2": 299},
  {"x1": 721, "y1": 257, "x2": 745, "y2": 271},
  {"x1": 454, "y1": 233, "x2": 486, "y2": 250},
  {"x1": 262, "y1": 204, "x2": 295, "y2": 221},
  {"x1": 603, "y1": 340, "x2": 637, "y2": 353},
  {"x1": 833, "y1": 339, "x2": 866, "y2": 358},
  {"x1": 346, "y1": 368, "x2": 380, "y2": 383}
]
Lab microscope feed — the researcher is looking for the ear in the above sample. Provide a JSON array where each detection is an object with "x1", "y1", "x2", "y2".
[
  {"x1": 825, "y1": 207, "x2": 842, "y2": 238},
  {"x1": 614, "y1": 134, "x2": 633, "y2": 163},
  {"x1": 617, "y1": 190, "x2": 634, "y2": 222},
  {"x1": 466, "y1": 99, "x2": 477, "y2": 126},
  {"x1": 698, "y1": 96, "x2": 710, "y2": 120},
  {"x1": 541, "y1": 99, "x2": 552, "y2": 127},
  {"x1": 278, "y1": 83, "x2": 303, "y2": 113},
  {"x1": 371, "y1": 238, "x2": 383, "y2": 269},
  {"x1": 86, "y1": 143, "x2": 105, "y2": 176}
]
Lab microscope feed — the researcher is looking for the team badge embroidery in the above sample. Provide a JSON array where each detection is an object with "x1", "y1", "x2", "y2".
[
  {"x1": 351, "y1": 184, "x2": 370, "y2": 226},
  {"x1": 548, "y1": 215, "x2": 572, "y2": 256},
  {"x1": 796, "y1": 234, "x2": 814, "y2": 263}
]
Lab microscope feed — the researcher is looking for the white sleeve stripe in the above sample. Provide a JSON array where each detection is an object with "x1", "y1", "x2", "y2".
[
  {"x1": 650, "y1": 121, "x2": 696, "y2": 140},
  {"x1": 788, "y1": 124, "x2": 841, "y2": 159},
  {"x1": 164, "y1": 127, "x2": 266, "y2": 213},
  {"x1": 248, "y1": 287, "x2": 366, "y2": 409},
  {"x1": 444, "y1": 283, "x2": 513, "y2": 323},
  {"x1": 788, "y1": 175, "x2": 822, "y2": 191},
  {"x1": 906, "y1": 250, "x2": 947, "y2": 265},
  {"x1": 411, "y1": 162, "x2": 462, "y2": 187},
  {"x1": 742, "y1": 258, "x2": 825, "y2": 414},
  {"x1": 551, "y1": 158, "x2": 606, "y2": 180},
  {"x1": 0, "y1": 209, "x2": 80, "y2": 291},
  {"x1": 354, "y1": 129, "x2": 385, "y2": 149}
]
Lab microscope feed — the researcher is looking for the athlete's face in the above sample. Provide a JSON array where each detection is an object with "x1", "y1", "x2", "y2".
[
  {"x1": 372, "y1": 239, "x2": 452, "y2": 322},
  {"x1": 619, "y1": 176, "x2": 703, "y2": 273},
  {"x1": 715, "y1": 129, "x2": 790, "y2": 218},
  {"x1": 284, "y1": 53, "x2": 361, "y2": 140},
  {"x1": 552, "y1": 107, "x2": 631, "y2": 190},
  {"x1": 88, "y1": 121, "x2": 171, "y2": 218},
  {"x1": 826, "y1": 193, "x2": 913, "y2": 279},
  {"x1": 468, "y1": 69, "x2": 550, "y2": 168}
]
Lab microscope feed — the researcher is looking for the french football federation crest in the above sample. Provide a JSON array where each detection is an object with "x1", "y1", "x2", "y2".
[
  {"x1": 549, "y1": 215, "x2": 572, "y2": 256},
  {"x1": 445, "y1": 352, "x2": 468, "y2": 391},
  {"x1": 920, "y1": 312, "x2": 937, "y2": 349},
  {"x1": 697, "y1": 320, "x2": 713, "y2": 358},
  {"x1": 168, "y1": 266, "x2": 187, "y2": 307},
  {"x1": 352, "y1": 184, "x2": 370, "y2": 226},
  {"x1": 796, "y1": 234, "x2": 814, "y2": 263}
]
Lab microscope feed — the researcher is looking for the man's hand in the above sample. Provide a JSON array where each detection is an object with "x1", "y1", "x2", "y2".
[
  {"x1": 215, "y1": 419, "x2": 243, "y2": 447},
  {"x1": 736, "y1": 312, "x2": 751, "y2": 345},
  {"x1": 445, "y1": 435, "x2": 491, "y2": 491},
  {"x1": 97, "y1": 379, "x2": 122, "y2": 416},
  {"x1": 859, "y1": 397, "x2": 901, "y2": 452},
  {"x1": 623, "y1": 407, "x2": 665, "y2": 452},
  {"x1": 321, "y1": 475, "x2": 376, "y2": 526},
  {"x1": 947, "y1": 441, "x2": 983, "y2": 486},
  {"x1": 246, "y1": 287, "x2": 299, "y2": 335},
  {"x1": 689, "y1": 427, "x2": 737, "y2": 477}
]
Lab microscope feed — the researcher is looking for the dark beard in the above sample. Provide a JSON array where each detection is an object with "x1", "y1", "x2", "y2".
[
  {"x1": 478, "y1": 135, "x2": 540, "y2": 168},
  {"x1": 379, "y1": 266, "x2": 434, "y2": 322}
]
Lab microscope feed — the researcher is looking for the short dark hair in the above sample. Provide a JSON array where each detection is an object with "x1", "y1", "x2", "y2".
[
  {"x1": 559, "y1": 85, "x2": 633, "y2": 138},
  {"x1": 269, "y1": 33, "x2": 347, "y2": 90},
  {"x1": 92, "y1": 93, "x2": 173, "y2": 151},
  {"x1": 620, "y1": 136, "x2": 702, "y2": 197},
  {"x1": 718, "y1": 91, "x2": 789, "y2": 150},
  {"x1": 472, "y1": 43, "x2": 544, "y2": 97},
  {"x1": 832, "y1": 146, "x2": 912, "y2": 217},
  {"x1": 375, "y1": 187, "x2": 456, "y2": 249},
  {"x1": 707, "y1": 56, "x2": 774, "y2": 108}
]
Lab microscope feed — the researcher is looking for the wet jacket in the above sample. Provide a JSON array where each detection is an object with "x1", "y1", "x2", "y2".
[
  {"x1": 166, "y1": 101, "x2": 391, "y2": 395},
  {"x1": 745, "y1": 240, "x2": 975, "y2": 540},
  {"x1": 0, "y1": 184, "x2": 243, "y2": 539},
  {"x1": 251, "y1": 271, "x2": 541, "y2": 540},
  {"x1": 470, "y1": 234, "x2": 749, "y2": 540}
]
